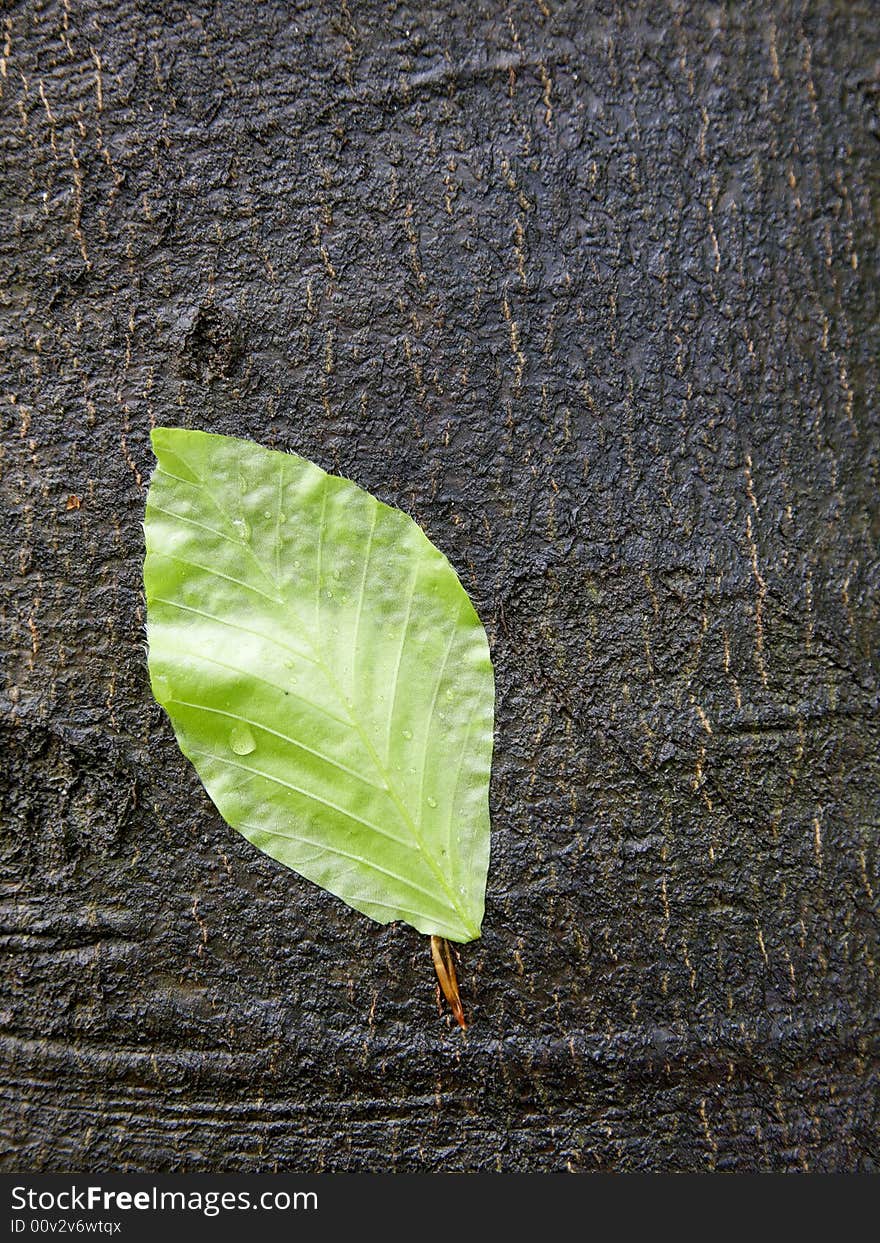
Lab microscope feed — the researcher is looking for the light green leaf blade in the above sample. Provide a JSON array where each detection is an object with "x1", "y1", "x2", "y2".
[{"x1": 143, "y1": 427, "x2": 493, "y2": 943}]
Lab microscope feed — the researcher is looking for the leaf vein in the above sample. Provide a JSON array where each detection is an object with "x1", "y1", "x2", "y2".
[
  {"x1": 315, "y1": 475, "x2": 327, "y2": 645},
  {"x1": 351, "y1": 501, "x2": 378, "y2": 698},
  {"x1": 150, "y1": 596, "x2": 317, "y2": 667},
  {"x1": 154, "y1": 553, "x2": 283, "y2": 605},
  {"x1": 147, "y1": 504, "x2": 240, "y2": 547},
  {"x1": 274, "y1": 457, "x2": 284, "y2": 581},
  {"x1": 241, "y1": 823, "x2": 451, "y2": 910},
  {"x1": 446, "y1": 701, "x2": 479, "y2": 892},
  {"x1": 416, "y1": 605, "x2": 462, "y2": 825},
  {"x1": 167, "y1": 698, "x2": 385, "y2": 791},
  {"x1": 189, "y1": 749, "x2": 413, "y2": 849},
  {"x1": 384, "y1": 567, "x2": 418, "y2": 764},
  {"x1": 162, "y1": 647, "x2": 352, "y2": 727},
  {"x1": 156, "y1": 451, "x2": 282, "y2": 593}
]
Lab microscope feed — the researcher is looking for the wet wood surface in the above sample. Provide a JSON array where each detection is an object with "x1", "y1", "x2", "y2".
[{"x1": 1, "y1": 0, "x2": 877, "y2": 1171}]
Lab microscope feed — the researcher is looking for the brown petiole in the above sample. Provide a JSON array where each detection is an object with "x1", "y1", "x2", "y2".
[{"x1": 431, "y1": 935, "x2": 467, "y2": 1029}]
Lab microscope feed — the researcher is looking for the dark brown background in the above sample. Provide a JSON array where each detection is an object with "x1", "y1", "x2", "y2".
[{"x1": 1, "y1": 0, "x2": 878, "y2": 1172}]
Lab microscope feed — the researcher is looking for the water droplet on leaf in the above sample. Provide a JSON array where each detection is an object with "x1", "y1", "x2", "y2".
[
  {"x1": 229, "y1": 724, "x2": 256, "y2": 755},
  {"x1": 427, "y1": 796, "x2": 437, "y2": 808},
  {"x1": 402, "y1": 729, "x2": 413, "y2": 740}
]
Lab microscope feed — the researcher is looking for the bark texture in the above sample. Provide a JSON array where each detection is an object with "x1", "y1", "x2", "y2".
[{"x1": 1, "y1": 0, "x2": 878, "y2": 1172}]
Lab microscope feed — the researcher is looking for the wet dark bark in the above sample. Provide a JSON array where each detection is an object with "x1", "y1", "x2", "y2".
[{"x1": 1, "y1": 0, "x2": 878, "y2": 1172}]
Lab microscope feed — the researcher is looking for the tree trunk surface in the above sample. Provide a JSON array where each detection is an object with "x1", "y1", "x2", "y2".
[{"x1": 1, "y1": 0, "x2": 877, "y2": 1172}]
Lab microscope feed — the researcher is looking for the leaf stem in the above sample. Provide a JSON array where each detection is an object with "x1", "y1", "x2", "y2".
[{"x1": 430, "y1": 935, "x2": 467, "y2": 1029}]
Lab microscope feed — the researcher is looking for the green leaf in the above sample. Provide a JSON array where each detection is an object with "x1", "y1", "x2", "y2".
[{"x1": 143, "y1": 428, "x2": 493, "y2": 943}]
